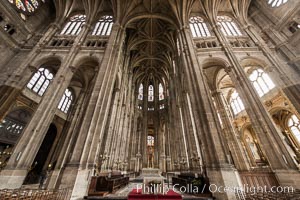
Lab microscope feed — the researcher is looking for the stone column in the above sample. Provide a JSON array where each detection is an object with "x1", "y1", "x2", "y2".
[
  {"x1": 211, "y1": 90, "x2": 249, "y2": 171},
  {"x1": 70, "y1": 24, "x2": 126, "y2": 200},
  {"x1": 178, "y1": 26, "x2": 240, "y2": 200}
]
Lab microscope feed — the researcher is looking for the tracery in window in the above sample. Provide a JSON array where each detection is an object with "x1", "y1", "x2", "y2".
[
  {"x1": 7, "y1": 0, "x2": 45, "y2": 13},
  {"x1": 148, "y1": 85, "x2": 154, "y2": 102},
  {"x1": 268, "y1": 0, "x2": 288, "y2": 7},
  {"x1": 189, "y1": 16, "x2": 211, "y2": 37},
  {"x1": 92, "y1": 15, "x2": 113, "y2": 36},
  {"x1": 288, "y1": 115, "x2": 300, "y2": 143},
  {"x1": 217, "y1": 16, "x2": 242, "y2": 36},
  {"x1": 138, "y1": 84, "x2": 143, "y2": 100},
  {"x1": 230, "y1": 90, "x2": 245, "y2": 115},
  {"x1": 147, "y1": 136, "x2": 154, "y2": 146},
  {"x1": 249, "y1": 68, "x2": 275, "y2": 97},
  {"x1": 27, "y1": 67, "x2": 54, "y2": 96},
  {"x1": 58, "y1": 89, "x2": 73, "y2": 113},
  {"x1": 159, "y1": 83, "x2": 164, "y2": 100},
  {"x1": 60, "y1": 15, "x2": 86, "y2": 35}
]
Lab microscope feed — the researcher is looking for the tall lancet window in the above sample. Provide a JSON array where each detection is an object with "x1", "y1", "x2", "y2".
[
  {"x1": 60, "y1": 15, "x2": 86, "y2": 35},
  {"x1": 148, "y1": 85, "x2": 154, "y2": 102},
  {"x1": 268, "y1": 0, "x2": 288, "y2": 7},
  {"x1": 189, "y1": 16, "x2": 211, "y2": 37},
  {"x1": 27, "y1": 67, "x2": 54, "y2": 96},
  {"x1": 138, "y1": 84, "x2": 143, "y2": 100},
  {"x1": 58, "y1": 89, "x2": 73, "y2": 113},
  {"x1": 288, "y1": 115, "x2": 300, "y2": 143},
  {"x1": 92, "y1": 15, "x2": 113, "y2": 36},
  {"x1": 249, "y1": 68, "x2": 275, "y2": 97},
  {"x1": 217, "y1": 16, "x2": 242, "y2": 36},
  {"x1": 159, "y1": 83, "x2": 164, "y2": 100},
  {"x1": 230, "y1": 90, "x2": 245, "y2": 115}
]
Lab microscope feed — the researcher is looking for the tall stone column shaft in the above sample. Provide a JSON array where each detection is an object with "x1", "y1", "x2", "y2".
[
  {"x1": 70, "y1": 24, "x2": 126, "y2": 199},
  {"x1": 178, "y1": 26, "x2": 240, "y2": 200},
  {"x1": 212, "y1": 90, "x2": 249, "y2": 171}
]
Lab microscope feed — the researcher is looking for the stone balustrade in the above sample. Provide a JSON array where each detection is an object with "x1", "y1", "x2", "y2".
[{"x1": 194, "y1": 36, "x2": 257, "y2": 50}]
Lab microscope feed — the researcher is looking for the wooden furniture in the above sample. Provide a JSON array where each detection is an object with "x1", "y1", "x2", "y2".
[{"x1": 88, "y1": 173, "x2": 129, "y2": 196}]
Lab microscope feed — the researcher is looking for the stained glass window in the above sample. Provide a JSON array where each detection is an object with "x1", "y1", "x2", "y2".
[
  {"x1": 159, "y1": 83, "x2": 164, "y2": 100},
  {"x1": 249, "y1": 68, "x2": 275, "y2": 97},
  {"x1": 148, "y1": 85, "x2": 154, "y2": 102},
  {"x1": 7, "y1": 0, "x2": 44, "y2": 13},
  {"x1": 189, "y1": 16, "x2": 211, "y2": 37},
  {"x1": 147, "y1": 136, "x2": 154, "y2": 146},
  {"x1": 138, "y1": 84, "x2": 143, "y2": 100},
  {"x1": 58, "y1": 89, "x2": 73, "y2": 113},
  {"x1": 268, "y1": 0, "x2": 288, "y2": 7},
  {"x1": 288, "y1": 115, "x2": 300, "y2": 143},
  {"x1": 92, "y1": 16, "x2": 113, "y2": 36},
  {"x1": 217, "y1": 16, "x2": 242, "y2": 36},
  {"x1": 60, "y1": 15, "x2": 86, "y2": 35},
  {"x1": 230, "y1": 90, "x2": 245, "y2": 115},
  {"x1": 27, "y1": 67, "x2": 54, "y2": 96}
]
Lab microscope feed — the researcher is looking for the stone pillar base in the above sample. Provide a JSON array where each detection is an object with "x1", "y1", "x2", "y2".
[
  {"x1": 47, "y1": 169, "x2": 61, "y2": 189},
  {"x1": 275, "y1": 169, "x2": 300, "y2": 189},
  {"x1": 0, "y1": 169, "x2": 27, "y2": 189},
  {"x1": 70, "y1": 169, "x2": 91, "y2": 200},
  {"x1": 207, "y1": 166, "x2": 241, "y2": 200}
]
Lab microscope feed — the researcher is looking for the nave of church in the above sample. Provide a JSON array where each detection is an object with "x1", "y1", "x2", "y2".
[{"x1": 0, "y1": 0, "x2": 300, "y2": 199}]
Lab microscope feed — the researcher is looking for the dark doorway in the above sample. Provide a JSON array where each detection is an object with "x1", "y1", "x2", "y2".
[{"x1": 23, "y1": 123, "x2": 57, "y2": 185}]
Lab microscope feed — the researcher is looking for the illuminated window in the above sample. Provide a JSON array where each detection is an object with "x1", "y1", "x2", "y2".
[
  {"x1": 159, "y1": 83, "x2": 164, "y2": 100},
  {"x1": 288, "y1": 115, "x2": 300, "y2": 143},
  {"x1": 60, "y1": 15, "x2": 86, "y2": 35},
  {"x1": 217, "y1": 16, "x2": 242, "y2": 36},
  {"x1": 92, "y1": 16, "x2": 113, "y2": 36},
  {"x1": 159, "y1": 104, "x2": 165, "y2": 110},
  {"x1": 58, "y1": 89, "x2": 73, "y2": 113},
  {"x1": 230, "y1": 90, "x2": 245, "y2": 115},
  {"x1": 189, "y1": 16, "x2": 211, "y2": 37},
  {"x1": 27, "y1": 68, "x2": 54, "y2": 96},
  {"x1": 249, "y1": 69, "x2": 275, "y2": 97},
  {"x1": 0, "y1": 118, "x2": 24, "y2": 135},
  {"x1": 147, "y1": 136, "x2": 154, "y2": 146},
  {"x1": 138, "y1": 84, "x2": 143, "y2": 100},
  {"x1": 7, "y1": 0, "x2": 44, "y2": 13},
  {"x1": 268, "y1": 0, "x2": 288, "y2": 7},
  {"x1": 148, "y1": 85, "x2": 154, "y2": 102}
]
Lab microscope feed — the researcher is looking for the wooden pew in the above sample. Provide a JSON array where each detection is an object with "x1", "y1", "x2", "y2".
[{"x1": 88, "y1": 172, "x2": 130, "y2": 196}]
